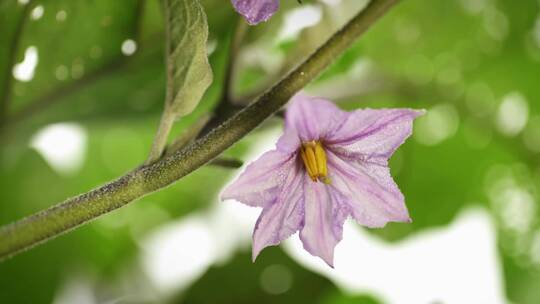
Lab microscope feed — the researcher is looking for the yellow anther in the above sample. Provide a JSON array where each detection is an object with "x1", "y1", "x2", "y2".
[
  {"x1": 320, "y1": 176, "x2": 332, "y2": 184},
  {"x1": 300, "y1": 140, "x2": 330, "y2": 183},
  {"x1": 305, "y1": 146, "x2": 317, "y2": 174},
  {"x1": 300, "y1": 147, "x2": 316, "y2": 181},
  {"x1": 315, "y1": 141, "x2": 327, "y2": 177}
]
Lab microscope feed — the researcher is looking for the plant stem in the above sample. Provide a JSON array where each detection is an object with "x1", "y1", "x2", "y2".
[
  {"x1": 164, "y1": 113, "x2": 211, "y2": 157},
  {"x1": 223, "y1": 18, "x2": 248, "y2": 101},
  {"x1": 209, "y1": 157, "x2": 243, "y2": 169},
  {"x1": 0, "y1": 0, "x2": 401, "y2": 261}
]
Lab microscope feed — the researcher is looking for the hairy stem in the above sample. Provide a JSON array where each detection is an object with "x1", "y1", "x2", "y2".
[
  {"x1": 0, "y1": 0, "x2": 400, "y2": 261},
  {"x1": 209, "y1": 157, "x2": 243, "y2": 169},
  {"x1": 164, "y1": 113, "x2": 211, "y2": 157}
]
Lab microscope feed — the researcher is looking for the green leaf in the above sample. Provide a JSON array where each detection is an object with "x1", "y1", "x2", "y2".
[{"x1": 163, "y1": 0, "x2": 213, "y2": 117}]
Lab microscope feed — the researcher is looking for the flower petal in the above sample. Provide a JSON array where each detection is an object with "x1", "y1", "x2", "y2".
[
  {"x1": 299, "y1": 181, "x2": 349, "y2": 267},
  {"x1": 231, "y1": 0, "x2": 279, "y2": 25},
  {"x1": 327, "y1": 150, "x2": 411, "y2": 228},
  {"x1": 252, "y1": 161, "x2": 305, "y2": 260},
  {"x1": 327, "y1": 109, "x2": 424, "y2": 160},
  {"x1": 276, "y1": 126, "x2": 301, "y2": 154},
  {"x1": 222, "y1": 150, "x2": 294, "y2": 207},
  {"x1": 285, "y1": 93, "x2": 348, "y2": 142}
]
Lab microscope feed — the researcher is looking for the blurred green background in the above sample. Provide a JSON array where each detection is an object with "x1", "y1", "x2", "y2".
[{"x1": 1, "y1": 0, "x2": 540, "y2": 303}]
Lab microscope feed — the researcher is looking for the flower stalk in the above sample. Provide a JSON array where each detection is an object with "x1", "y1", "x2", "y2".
[{"x1": 0, "y1": 0, "x2": 401, "y2": 261}]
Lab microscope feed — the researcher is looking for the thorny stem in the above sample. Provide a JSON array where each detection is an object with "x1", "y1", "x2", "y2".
[{"x1": 0, "y1": 0, "x2": 401, "y2": 261}]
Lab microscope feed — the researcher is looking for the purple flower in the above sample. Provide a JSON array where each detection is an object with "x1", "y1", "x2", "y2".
[
  {"x1": 231, "y1": 0, "x2": 279, "y2": 25},
  {"x1": 222, "y1": 93, "x2": 424, "y2": 266}
]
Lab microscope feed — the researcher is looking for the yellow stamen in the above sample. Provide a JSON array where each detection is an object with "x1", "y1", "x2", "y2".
[
  {"x1": 300, "y1": 140, "x2": 330, "y2": 183},
  {"x1": 305, "y1": 145, "x2": 317, "y2": 174},
  {"x1": 300, "y1": 147, "x2": 317, "y2": 181},
  {"x1": 320, "y1": 176, "x2": 332, "y2": 184},
  {"x1": 315, "y1": 141, "x2": 327, "y2": 177}
]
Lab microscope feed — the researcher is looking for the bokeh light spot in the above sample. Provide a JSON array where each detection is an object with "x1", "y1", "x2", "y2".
[
  {"x1": 121, "y1": 39, "x2": 137, "y2": 56},
  {"x1": 13, "y1": 46, "x2": 38, "y2": 82},
  {"x1": 459, "y1": 0, "x2": 489, "y2": 15},
  {"x1": 30, "y1": 123, "x2": 87, "y2": 176},
  {"x1": 483, "y1": 6, "x2": 509, "y2": 41},
  {"x1": 30, "y1": 5, "x2": 44, "y2": 20},
  {"x1": 55, "y1": 65, "x2": 68, "y2": 80},
  {"x1": 141, "y1": 216, "x2": 215, "y2": 294},
  {"x1": 496, "y1": 92, "x2": 529, "y2": 137},
  {"x1": 56, "y1": 10, "x2": 67, "y2": 22},
  {"x1": 71, "y1": 60, "x2": 85, "y2": 79},
  {"x1": 414, "y1": 103, "x2": 460, "y2": 146},
  {"x1": 260, "y1": 264, "x2": 293, "y2": 295},
  {"x1": 278, "y1": 5, "x2": 322, "y2": 41}
]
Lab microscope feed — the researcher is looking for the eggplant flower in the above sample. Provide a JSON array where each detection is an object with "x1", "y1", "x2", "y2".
[
  {"x1": 222, "y1": 93, "x2": 424, "y2": 266},
  {"x1": 231, "y1": 0, "x2": 279, "y2": 25}
]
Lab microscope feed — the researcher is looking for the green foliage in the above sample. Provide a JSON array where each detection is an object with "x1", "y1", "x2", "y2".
[
  {"x1": 180, "y1": 248, "x2": 343, "y2": 304},
  {"x1": 162, "y1": 0, "x2": 212, "y2": 117},
  {"x1": 1, "y1": 0, "x2": 540, "y2": 303}
]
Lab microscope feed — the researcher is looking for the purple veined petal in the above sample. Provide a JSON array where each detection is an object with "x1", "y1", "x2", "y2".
[
  {"x1": 224, "y1": 92, "x2": 420, "y2": 267},
  {"x1": 326, "y1": 150, "x2": 411, "y2": 228},
  {"x1": 299, "y1": 180, "x2": 349, "y2": 267},
  {"x1": 231, "y1": 0, "x2": 279, "y2": 25},
  {"x1": 252, "y1": 161, "x2": 305, "y2": 260},
  {"x1": 276, "y1": 126, "x2": 301, "y2": 154},
  {"x1": 221, "y1": 149, "x2": 295, "y2": 207},
  {"x1": 285, "y1": 92, "x2": 348, "y2": 142},
  {"x1": 326, "y1": 108, "x2": 425, "y2": 160}
]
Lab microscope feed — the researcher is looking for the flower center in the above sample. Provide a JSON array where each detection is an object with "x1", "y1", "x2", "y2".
[{"x1": 299, "y1": 140, "x2": 330, "y2": 184}]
